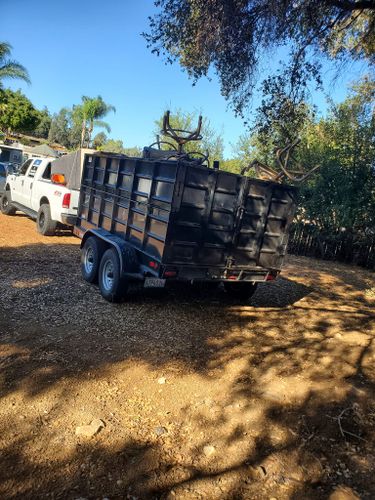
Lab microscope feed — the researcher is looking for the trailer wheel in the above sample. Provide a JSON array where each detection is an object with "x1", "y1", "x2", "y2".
[
  {"x1": 224, "y1": 282, "x2": 258, "y2": 300},
  {"x1": 0, "y1": 192, "x2": 16, "y2": 215},
  {"x1": 37, "y1": 204, "x2": 57, "y2": 236},
  {"x1": 98, "y1": 248, "x2": 128, "y2": 302},
  {"x1": 81, "y1": 236, "x2": 107, "y2": 283}
]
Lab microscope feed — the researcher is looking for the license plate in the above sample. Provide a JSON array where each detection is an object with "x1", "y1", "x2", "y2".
[{"x1": 144, "y1": 278, "x2": 166, "y2": 288}]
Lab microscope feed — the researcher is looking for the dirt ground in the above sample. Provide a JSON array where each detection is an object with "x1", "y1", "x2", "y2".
[{"x1": 0, "y1": 213, "x2": 375, "y2": 500}]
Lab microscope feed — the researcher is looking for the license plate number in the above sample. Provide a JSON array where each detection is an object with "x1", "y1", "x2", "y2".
[{"x1": 144, "y1": 278, "x2": 166, "y2": 288}]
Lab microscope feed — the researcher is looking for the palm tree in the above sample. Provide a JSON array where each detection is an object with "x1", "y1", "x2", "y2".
[
  {"x1": 0, "y1": 42, "x2": 30, "y2": 88},
  {"x1": 73, "y1": 96, "x2": 115, "y2": 147}
]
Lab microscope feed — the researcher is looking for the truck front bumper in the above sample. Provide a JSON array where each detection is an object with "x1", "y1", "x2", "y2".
[{"x1": 61, "y1": 214, "x2": 77, "y2": 226}]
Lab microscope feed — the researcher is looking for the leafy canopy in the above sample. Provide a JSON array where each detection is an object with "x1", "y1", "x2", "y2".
[
  {"x1": 0, "y1": 42, "x2": 30, "y2": 89},
  {"x1": 33, "y1": 107, "x2": 52, "y2": 139},
  {"x1": 0, "y1": 88, "x2": 40, "y2": 134},
  {"x1": 297, "y1": 76, "x2": 375, "y2": 233},
  {"x1": 145, "y1": 1, "x2": 375, "y2": 116},
  {"x1": 48, "y1": 108, "x2": 81, "y2": 149}
]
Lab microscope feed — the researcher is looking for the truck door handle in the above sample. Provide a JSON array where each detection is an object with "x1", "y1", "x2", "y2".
[
  {"x1": 30, "y1": 183, "x2": 33, "y2": 189},
  {"x1": 21, "y1": 180, "x2": 24, "y2": 186}
]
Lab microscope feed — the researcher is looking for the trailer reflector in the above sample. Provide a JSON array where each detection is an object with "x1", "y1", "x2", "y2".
[{"x1": 164, "y1": 270, "x2": 177, "y2": 277}]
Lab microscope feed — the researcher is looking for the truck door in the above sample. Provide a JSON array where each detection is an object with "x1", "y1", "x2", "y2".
[
  {"x1": 21, "y1": 159, "x2": 41, "y2": 207},
  {"x1": 10, "y1": 159, "x2": 32, "y2": 204},
  {"x1": 30, "y1": 161, "x2": 51, "y2": 212}
]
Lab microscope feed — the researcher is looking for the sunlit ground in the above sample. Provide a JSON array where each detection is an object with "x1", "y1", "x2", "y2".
[{"x1": 0, "y1": 213, "x2": 374, "y2": 499}]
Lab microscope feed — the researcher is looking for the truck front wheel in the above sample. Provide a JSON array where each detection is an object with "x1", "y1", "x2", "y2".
[
  {"x1": 1, "y1": 192, "x2": 16, "y2": 215},
  {"x1": 224, "y1": 282, "x2": 258, "y2": 300},
  {"x1": 98, "y1": 248, "x2": 128, "y2": 302},
  {"x1": 36, "y1": 204, "x2": 57, "y2": 236},
  {"x1": 81, "y1": 236, "x2": 106, "y2": 283}
]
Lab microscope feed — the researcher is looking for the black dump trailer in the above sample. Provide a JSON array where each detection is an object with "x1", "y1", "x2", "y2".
[{"x1": 74, "y1": 152, "x2": 297, "y2": 302}]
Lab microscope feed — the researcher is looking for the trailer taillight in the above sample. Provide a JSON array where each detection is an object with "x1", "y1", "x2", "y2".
[
  {"x1": 266, "y1": 272, "x2": 277, "y2": 281},
  {"x1": 62, "y1": 193, "x2": 71, "y2": 209},
  {"x1": 164, "y1": 270, "x2": 177, "y2": 278}
]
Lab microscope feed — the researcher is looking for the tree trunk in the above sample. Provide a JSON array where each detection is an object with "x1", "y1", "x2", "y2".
[
  {"x1": 87, "y1": 122, "x2": 94, "y2": 148},
  {"x1": 80, "y1": 120, "x2": 86, "y2": 148}
]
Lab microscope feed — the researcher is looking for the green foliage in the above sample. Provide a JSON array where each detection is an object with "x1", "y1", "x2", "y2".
[
  {"x1": 326, "y1": 10, "x2": 375, "y2": 64},
  {"x1": 297, "y1": 76, "x2": 375, "y2": 233},
  {"x1": 145, "y1": 1, "x2": 374, "y2": 117},
  {"x1": 253, "y1": 68, "x2": 317, "y2": 156},
  {"x1": 92, "y1": 132, "x2": 107, "y2": 149},
  {"x1": 220, "y1": 158, "x2": 243, "y2": 175},
  {"x1": 72, "y1": 96, "x2": 115, "y2": 147},
  {"x1": 0, "y1": 42, "x2": 30, "y2": 88},
  {"x1": 0, "y1": 88, "x2": 40, "y2": 133},
  {"x1": 33, "y1": 107, "x2": 52, "y2": 139},
  {"x1": 154, "y1": 109, "x2": 224, "y2": 161},
  {"x1": 98, "y1": 139, "x2": 125, "y2": 153},
  {"x1": 97, "y1": 138, "x2": 142, "y2": 156},
  {"x1": 122, "y1": 146, "x2": 142, "y2": 157},
  {"x1": 48, "y1": 108, "x2": 81, "y2": 149}
]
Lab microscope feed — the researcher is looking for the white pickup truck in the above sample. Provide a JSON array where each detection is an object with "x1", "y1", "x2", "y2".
[{"x1": 0, "y1": 156, "x2": 79, "y2": 235}]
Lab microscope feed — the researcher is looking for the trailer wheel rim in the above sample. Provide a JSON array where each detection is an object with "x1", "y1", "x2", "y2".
[
  {"x1": 84, "y1": 246, "x2": 95, "y2": 274},
  {"x1": 102, "y1": 260, "x2": 114, "y2": 291}
]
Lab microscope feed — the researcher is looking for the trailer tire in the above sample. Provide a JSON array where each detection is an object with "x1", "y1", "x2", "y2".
[
  {"x1": 37, "y1": 204, "x2": 57, "y2": 236},
  {"x1": 224, "y1": 282, "x2": 258, "y2": 301},
  {"x1": 0, "y1": 192, "x2": 16, "y2": 215},
  {"x1": 81, "y1": 236, "x2": 107, "y2": 283},
  {"x1": 99, "y1": 248, "x2": 128, "y2": 302}
]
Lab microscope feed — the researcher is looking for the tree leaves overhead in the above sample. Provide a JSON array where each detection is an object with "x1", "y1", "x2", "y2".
[
  {"x1": 145, "y1": 1, "x2": 375, "y2": 116},
  {"x1": 0, "y1": 42, "x2": 30, "y2": 88}
]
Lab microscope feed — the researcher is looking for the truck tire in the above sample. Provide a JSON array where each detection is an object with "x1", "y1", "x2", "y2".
[
  {"x1": 224, "y1": 282, "x2": 258, "y2": 300},
  {"x1": 98, "y1": 248, "x2": 129, "y2": 302},
  {"x1": 0, "y1": 192, "x2": 16, "y2": 215},
  {"x1": 36, "y1": 204, "x2": 57, "y2": 236},
  {"x1": 81, "y1": 236, "x2": 107, "y2": 283}
]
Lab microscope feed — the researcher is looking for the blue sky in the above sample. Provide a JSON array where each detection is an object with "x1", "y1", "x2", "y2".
[{"x1": 2, "y1": 0, "x2": 366, "y2": 157}]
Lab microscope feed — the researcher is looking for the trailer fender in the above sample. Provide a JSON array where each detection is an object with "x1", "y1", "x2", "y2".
[{"x1": 80, "y1": 229, "x2": 139, "y2": 275}]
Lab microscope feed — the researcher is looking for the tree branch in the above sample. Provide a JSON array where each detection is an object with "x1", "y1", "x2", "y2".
[{"x1": 327, "y1": 0, "x2": 375, "y2": 11}]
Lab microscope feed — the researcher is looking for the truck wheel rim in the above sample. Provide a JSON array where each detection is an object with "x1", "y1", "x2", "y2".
[
  {"x1": 39, "y1": 212, "x2": 45, "y2": 228},
  {"x1": 102, "y1": 260, "x2": 114, "y2": 291},
  {"x1": 84, "y1": 247, "x2": 94, "y2": 274},
  {"x1": 3, "y1": 197, "x2": 8, "y2": 208}
]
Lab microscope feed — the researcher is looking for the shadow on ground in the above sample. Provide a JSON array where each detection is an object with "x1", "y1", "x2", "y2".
[{"x1": 0, "y1": 243, "x2": 374, "y2": 498}]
